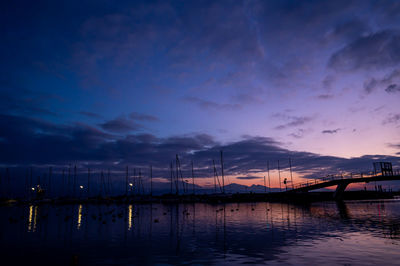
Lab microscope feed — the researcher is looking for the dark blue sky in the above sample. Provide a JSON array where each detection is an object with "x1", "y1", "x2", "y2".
[{"x1": 1, "y1": 0, "x2": 400, "y2": 187}]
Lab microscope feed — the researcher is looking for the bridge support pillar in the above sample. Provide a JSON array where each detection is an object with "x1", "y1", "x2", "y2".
[{"x1": 333, "y1": 182, "x2": 349, "y2": 200}]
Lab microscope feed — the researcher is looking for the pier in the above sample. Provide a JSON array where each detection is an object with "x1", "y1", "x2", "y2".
[{"x1": 289, "y1": 173, "x2": 400, "y2": 200}]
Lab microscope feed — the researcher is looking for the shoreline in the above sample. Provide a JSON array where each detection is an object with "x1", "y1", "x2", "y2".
[{"x1": 1, "y1": 191, "x2": 398, "y2": 206}]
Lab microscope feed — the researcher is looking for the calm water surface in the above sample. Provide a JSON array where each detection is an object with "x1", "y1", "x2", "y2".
[{"x1": 1, "y1": 200, "x2": 400, "y2": 265}]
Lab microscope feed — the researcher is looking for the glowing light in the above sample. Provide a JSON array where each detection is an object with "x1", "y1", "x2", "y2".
[
  {"x1": 31, "y1": 187, "x2": 35, "y2": 191},
  {"x1": 129, "y1": 183, "x2": 133, "y2": 187},
  {"x1": 128, "y1": 205, "x2": 133, "y2": 230},
  {"x1": 77, "y1": 204, "x2": 83, "y2": 229},
  {"x1": 79, "y1": 185, "x2": 84, "y2": 189}
]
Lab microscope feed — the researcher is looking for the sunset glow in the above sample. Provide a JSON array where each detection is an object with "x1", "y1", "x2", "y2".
[{"x1": 1, "y1": 0, "x2": 399, "y2": 190}]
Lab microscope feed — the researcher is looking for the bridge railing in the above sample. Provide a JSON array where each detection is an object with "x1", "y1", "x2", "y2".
[{"x1": 289, "y1": 171, "x2": 381, "y2": 191}]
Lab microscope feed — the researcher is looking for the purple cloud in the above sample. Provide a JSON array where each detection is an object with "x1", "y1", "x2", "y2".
[
  {"x1": 322, "y1": 128, "x2": 341, "y2": 134},
  {"x1": 329, "y1": 30, "x2": 400, "y2": 71},
  {"x1": 275, "y1": 116, "x2": 314, "y2": 130},
  {"x1": 99, "y1": 116, "x2": 141, "y2": 133},
  {"x1": 385, "y1": 84, "x2": 400, "y2": 93}
]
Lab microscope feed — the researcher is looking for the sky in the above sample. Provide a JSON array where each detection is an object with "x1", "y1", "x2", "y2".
[{"x1": 1, "y1": 0, "x2": 400, "y2": 188}]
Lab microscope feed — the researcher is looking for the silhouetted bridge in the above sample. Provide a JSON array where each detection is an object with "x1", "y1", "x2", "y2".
[{"x1": 288, "y1": 173, "x2": 400, "y2": 200}]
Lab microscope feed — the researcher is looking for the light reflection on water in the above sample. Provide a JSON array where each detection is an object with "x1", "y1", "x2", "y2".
[
  {"x1": 128, "y1": 204, "x2": 133, "y2": 231},
  {"x1": 1, "y1": 200, "x2": 400, "y2": 265},
  {"x1": 27, "y1": 205, "x2": 38, "y2": 233},
  {"x1": 77, "y1": 204, "x2": 82, "y2": 230}
]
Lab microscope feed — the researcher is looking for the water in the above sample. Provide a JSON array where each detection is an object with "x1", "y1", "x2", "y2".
[{"x1": 1, "y1": 200, "x2": 400, "y2": 265}]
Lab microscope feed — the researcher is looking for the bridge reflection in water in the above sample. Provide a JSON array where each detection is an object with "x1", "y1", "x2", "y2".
[{"x1": 1, "y1": 200, "x2": 400, "y2": 265}]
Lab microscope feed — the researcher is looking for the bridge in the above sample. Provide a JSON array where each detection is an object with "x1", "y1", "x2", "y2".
[
  {"x1": 289, "y1": 174, "x2": 400, "y2": 199},
  {"x1": 288, "y1": 162, "x2": 400, "y2": 200}
]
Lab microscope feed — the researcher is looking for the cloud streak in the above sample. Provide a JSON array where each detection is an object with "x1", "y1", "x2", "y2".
[
  {"x1": 383, "y1": 113, "x2": 400, "y2": 125},
  {"x1": 99, "y1": 116, "x2": 141, "y2": 133},
  {"x1": 329, "y1": 30, "x2": 400, "y2": 71},
  {"x1": 275, "y1": 116, "x2": 314, "y2": 130},
  {"x1": 322, "y1": 128, "x2": 341, "y2": 134},
  {"x1": 184, "y1": 96, "x2": 242, "y2": 111}
]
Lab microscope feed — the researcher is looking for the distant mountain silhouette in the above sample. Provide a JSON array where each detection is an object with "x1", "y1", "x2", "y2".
[{"x1": 147, "y1": 182, "x2": 280, "y2": 195}]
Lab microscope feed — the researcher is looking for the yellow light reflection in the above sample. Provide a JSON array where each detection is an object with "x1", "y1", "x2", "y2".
[
  {"x1": 28, "y1": 205, "x2": 33, "y2": 232},
  {"x1": 77, "y1": 204, "x2": 83, "y2": 230},
  {"x1": 128, "y1": 205, "x2": 133, "y2": 230}
]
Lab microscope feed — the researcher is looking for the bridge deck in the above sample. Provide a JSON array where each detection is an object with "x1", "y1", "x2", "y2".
[{"x1": 289, "y1": 174, "x2": 400, "y2": 193}]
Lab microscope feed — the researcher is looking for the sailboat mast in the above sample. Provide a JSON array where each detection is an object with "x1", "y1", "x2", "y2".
[
  {"x1": 278, "y1": 160, "x2": 281, "y2": 192},
  {"x1": 220, "y1": 150, "x2": 225, "y2": 193},
  {"x1": 289, "y1": 158, "x2": 294, "y2": 190},
  {"x1": 191, "y1": 160, "x2": 195, "y2": 195}
]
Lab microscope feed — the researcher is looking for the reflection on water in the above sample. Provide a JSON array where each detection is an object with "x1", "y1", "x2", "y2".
[
  {"x1": 27, "y1": 205, "x2": 38, "y2": 233},
  {"x1": 27, "y1": 205, "x2": 33, "y2": 232},
  {"x1": 1, "y1": 200, "x2": 400, "y2": 265},
  {"x1": 77, "y1": 204, "x2": 82, "y2": 230},
  {"x1": 128, "y1": 204, "x2": 133, "y2": 231}
]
